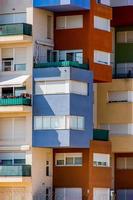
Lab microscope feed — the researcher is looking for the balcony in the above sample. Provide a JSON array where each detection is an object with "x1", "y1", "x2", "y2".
[
  {"x1": 34, "y1": 61, "x2": 88, "y2": 70},
  {"x1": 113, "y1": 63, "x2": 133, "y2": 79},
  {"x1": 0, "y1": 23, "x2": 32, "y2": 44},
  {"x1": 0, "y1": 165, "x2": 31, "y2": 177},
  {"x1": 0, "y1": 97, "x2": 31, "y2": 113},
  {"x1": 33, "y1": 0, "x2": 90, "y2": 11},
  {"x1": 93, "y1": 129, "x2": 109, "y2": 141},
  {"x1": 0, "y1": 165, "x2": 31, "y2": 185}
]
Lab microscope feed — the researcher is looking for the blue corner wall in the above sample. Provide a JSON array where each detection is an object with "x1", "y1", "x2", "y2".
[
  {"x1": 33, "y1": 67, "x2": 93, "y2": 148},
  {"x1": 33, "y1": 0, "x2": 90, "y2": 11}
]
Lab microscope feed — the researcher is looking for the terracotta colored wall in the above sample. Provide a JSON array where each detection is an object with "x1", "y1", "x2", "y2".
[
  {"x1": 115, "y1": 153, "x2": 133, "y2": 189},
  {"x1": 112, "y1": 6, "x2": 133, "y2": 27},
  {"x1": 54, "y1": 0, "x2": 112, "y2": 82},
  {"x1": 53, "y1": 141, "x2": 112, "y2": 200},
  {"x1": 53, "y1": 148, "x2": 89, "y2": 199},
  {"x1": 89, "y1": 141, "x2": 112, "y2": 200}
]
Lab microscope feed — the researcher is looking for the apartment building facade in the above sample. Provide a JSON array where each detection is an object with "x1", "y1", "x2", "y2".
[
  {"x1": 0, "y1": 0, "x2": 113, "y2": 200},
  {"x1": 97, "y1": 1, "x2": 133, "y2": 199}
]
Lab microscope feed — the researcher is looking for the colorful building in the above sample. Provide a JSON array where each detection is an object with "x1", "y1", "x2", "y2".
[
  {"x1": 97, "y1": 1, "x2": 133, "y2": 199},
  {"x1": 0, "y1": 0, "x2": 113, "y2": 200}
]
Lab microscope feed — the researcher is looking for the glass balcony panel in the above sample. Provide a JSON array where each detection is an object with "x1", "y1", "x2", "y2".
[
  {"x1": 0, "y1": 165, "x2": 31, "y2": 176},
  {"x1": 0, "y1": 23, "x2": 32, "y2": 36}
]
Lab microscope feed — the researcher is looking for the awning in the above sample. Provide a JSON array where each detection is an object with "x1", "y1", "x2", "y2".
[{"x1": 0, "y1": 75, "x2": 30, "y2": 88}]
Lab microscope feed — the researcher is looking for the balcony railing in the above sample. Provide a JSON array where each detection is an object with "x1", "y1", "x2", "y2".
[
  {"x1": 34, "y1": 61, "x2": 88, "y2": 70},
  {"x1": 113, "y1": 65, "x2": 133, "y2": 79},
  {"x1": 0, "y1": 23, "x2": 32, "y2": 36},
  {"x1": 0, "y1": 165, "x2": 31, "y2": 176},
  {"x1": 0, "y1": 97, "x2": 31, "y2": 106},
  {"x1": 93, "y1": 129, "x2": 109, "y2": 141}
]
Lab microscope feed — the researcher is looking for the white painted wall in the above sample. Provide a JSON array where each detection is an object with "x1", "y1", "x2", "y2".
[
  {"x1": 33, "y1": 8, "x2": 54, "y2": 62},
  {"x1": 32, "y1": 148, "x2": 53, "y2": 199}
]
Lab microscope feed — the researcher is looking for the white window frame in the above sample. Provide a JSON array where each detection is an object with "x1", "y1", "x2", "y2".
[
  {"x1": 56, "y1": 15, "x2": 83, "y2": 30},
  {"x1": 55, "y1": 153, "x2": 83, "y2": 166},
  {"x1": 94, "y1": 50, "x2": 110, "y2": 65},
  {"x1": 35, "y1": 80, "x2": 87, "y2": 96},
  {"x1": 55, "y1": 188, "x2": 82, "y2": 200},
  {"x1": 34, "y1": 116, "x2": 85, "y2": 131},
  {"x1": 93, "y1": 153, "x2": 110, "y2": 167},
  {"x1": 94, "y1": 188, "x2": 110, "y2": 200},
  {"x1": 94, "y1": 16, "x2": 110, "y2": 32}
]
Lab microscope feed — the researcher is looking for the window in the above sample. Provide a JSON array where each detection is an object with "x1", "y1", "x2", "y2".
[
  {"x1": 47, "y1": 16, "x2": 52, "y2": 39},
  {"x1": 100, "y1": 123, "x2": 133, "y2": 135},
  {"x1": 0, "y1": 13, "x2": 26, "y2": 24},
  {"x1": 117, "y1": 157, "x2": 133, "y2": 169},
  {"x1": 34, "y1": 116, "x2": 85, "y2": 130},
  {"x1": 46, "y1": 161, "x2": 50, "y2": 176},
  {"x1": 55, "y1": 153, "x2": 82, "y2": 166},
  {"x1": 94, "y1": 50, "x2": 110, "y2": 65},
  {"x1": 2, "y1": 87, "x2": 26, "y2": 98},
  {"x1": 117, "y1": 31, "x2": 133, "y2": 43},
  {"x1": 94, "y1": 188, "x2": 110, "y2": 200},
  {"x1": 108, "y1": 91, "x2": 128, "y2": 103},
  {"x1": 93, "y1": 153, "x2": 110, "y2": 167},
  {"x1": 1, "y1": 47, "x2": 27, "y2": 72},
  {"x1": 0, "y1": 153, "x2": 26, "y2": 166},
  {"x1": 94, "y1": 16, "x2": 110, "y2": 32},
  {"x1": 56, "y1": 15, "x2": 83, "y2": 30},
  {"x1": 35, "y1": 80, "x2": 87, "y2": 96},
  {"x1": 96, "y1": 0, "x2": 110, "y2": 6},
  {"x1": 46, "y1": 187, "x2": 52, "y2": 200},
  {"x1": 55, "y1": 188, "x2": 82, "y2": 200}
]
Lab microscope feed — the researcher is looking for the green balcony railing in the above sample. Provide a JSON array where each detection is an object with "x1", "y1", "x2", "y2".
[
  {"x1": 0, "y1": 98, "x2": 31, "y2": 106},
  {"x1": 0, "y1": 23, "x2": 32, "y2": 36},
  {"x1": 34, "y1": 61, "x2": 89, "y2": 70},
  {"x1": 93, "y1": 129, "x2": 109, "y2": 141},
  {"x1": 0, "y1": 165, "x2": 31, "y2": 176}
]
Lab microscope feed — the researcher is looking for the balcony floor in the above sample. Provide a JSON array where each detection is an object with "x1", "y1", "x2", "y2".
[
  {"x1": 0, "y1": 105, "x2": 31, "y2": 113},
  {"x1": 0, "y1": 35, "x2": 32, "y2": 44}
]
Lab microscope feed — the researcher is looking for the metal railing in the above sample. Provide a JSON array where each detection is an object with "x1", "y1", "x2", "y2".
[
  {"x1": 0, "y1": 165, "x2": 31, "y2": 176},
  {"x1": 34, "y1": 61, "x2": 88, "y2": 70},
  {"x1": 0, "y1": 23, "x2": 32, "y2": 36},
  {"x1": 0, "y1": 97, "x2": 31, "y2": 106},
  {"x1": 113, "y1": 64, "x2": 133, "y2": 78}
]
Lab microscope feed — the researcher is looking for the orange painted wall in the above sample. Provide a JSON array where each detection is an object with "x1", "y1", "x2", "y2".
[
  {"x1": 53, "y1": 148, "x2": 89, "y2": 199},
  {"x1": 54, "y1": 0, "x2": 112, "y2": 82},
  {"x1": 89, "y1": 141, "x2": 112, "y2": 199},
  {"x1": 53, "y1": 141, "x2": 112, "y2": 200},
  {"x1": 115, "y1": 153, "x2": 133, "y2": 189}
]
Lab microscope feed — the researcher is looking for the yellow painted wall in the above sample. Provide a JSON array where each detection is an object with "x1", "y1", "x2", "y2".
[{"x1": 97, "y1": 79, "x2": 133, "y2": 124}]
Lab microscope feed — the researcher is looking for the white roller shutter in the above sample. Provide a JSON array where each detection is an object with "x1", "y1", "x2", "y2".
[
  {"x1": 94, "y1": 16, "x2": 110, "y2": 31},
  {"x1": 0, "y1": 118, "x2": 12, "y2": 141},
  {"x1": 15, "y1": 48, "x2": 27, "y2": 64},
  {"x1": 14, "y1": 118, "x2": 26, "y2": 142},
  {"x1": 55, "y1": 188, "x2": 82, "y2": 200},
  {"x1": 94, "y1": 188, "x2": 110, "y2": 200},
  {"x1": 2, "y1": 48, "x2": 13, "y2": 58},
  {"x1": 67, "y1": 15, "x2": 83, "y2": 29}
]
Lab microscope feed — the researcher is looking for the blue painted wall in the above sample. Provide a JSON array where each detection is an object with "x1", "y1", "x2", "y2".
[
  {"x1": 33, "y1": 67, "x2": 93, "y2": 148},
  {"x1": 33, "y1": 0, "x2": 90, "y2": 11}
]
